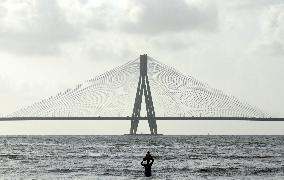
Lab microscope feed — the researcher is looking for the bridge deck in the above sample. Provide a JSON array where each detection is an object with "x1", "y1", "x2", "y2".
[{"x1": 0, "y1": 117, "x2": 283, "y2": 121}]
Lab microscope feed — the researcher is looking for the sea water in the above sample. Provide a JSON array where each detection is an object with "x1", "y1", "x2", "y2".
[{"x1": 0, "y1": 135, "x2": 283, "y2": 179}]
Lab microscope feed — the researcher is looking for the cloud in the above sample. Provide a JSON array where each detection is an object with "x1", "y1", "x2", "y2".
[
  {"x1": 72, "y1": 0, "x2": 219, "y2": 54},
  {"x1": 252, "y1": 4, "x2": 284, "y2": 56},
  {"x1": 120, "y1": 0, "x2": 218, "y2": 35},
  {"x1": 0, "y1": 0, "x2": 219, "y2": 57},
  {"x1": 255, "y1": 41, "x2": 284, "y2": 56},
  {"x1": 0, "y1": 0, "x2": 79, "y2": 56},
  {"x1": 149, "y1": 34, "x2": 195, "y2": 51},
  {"x1": 226, "y1": 0, "x2": 283, "y2": 10},
  {"x1": 0, "y1": 4, "x2": 7, "y2": 18}
]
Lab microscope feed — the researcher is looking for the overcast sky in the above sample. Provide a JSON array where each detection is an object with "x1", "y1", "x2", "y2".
[{"x1": 0, "y1": 0, "x2": 284, "y2": 135}]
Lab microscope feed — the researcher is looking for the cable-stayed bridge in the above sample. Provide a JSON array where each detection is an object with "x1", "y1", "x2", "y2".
[{"x1": 1, "y1": 54, "x2": 283, "y2": 134}]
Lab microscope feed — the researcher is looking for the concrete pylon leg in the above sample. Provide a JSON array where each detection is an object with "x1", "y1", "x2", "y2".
[
  {"x1": 148, "y1": 119, "x2": 154, "y2": 134},
  {"x1": 131, "y1": 54, "x2": 157, "y2": 135},
  {"x1": 130, "y1": 121, "x2": 133, "y2": 134},
  {"x1": 153, "y1": 121, "x2": 157, "y2": 134}
]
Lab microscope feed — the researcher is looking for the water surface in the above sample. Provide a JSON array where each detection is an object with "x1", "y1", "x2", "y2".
[{"x1": 0, "y1": 135, "x2": 283, "y2": 179}]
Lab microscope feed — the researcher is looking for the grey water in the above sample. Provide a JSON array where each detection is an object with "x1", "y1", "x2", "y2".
[{"x1": 0, "y1": 135, "x2": 283, "y2": 179}]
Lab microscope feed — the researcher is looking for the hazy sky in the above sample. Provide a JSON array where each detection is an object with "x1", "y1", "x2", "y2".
[{"x1": 0, "y1": 0, "x2": 284, "y2": 135}]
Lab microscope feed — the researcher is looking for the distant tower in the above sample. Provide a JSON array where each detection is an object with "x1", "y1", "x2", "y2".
[{"x1": 130, "y1": 54, "x2": 157, "y2": 135}]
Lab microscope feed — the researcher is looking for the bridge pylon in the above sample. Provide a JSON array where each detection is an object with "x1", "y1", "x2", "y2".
[{"x1": 130, "y1": 54, "x2": 157, "y2": 135}]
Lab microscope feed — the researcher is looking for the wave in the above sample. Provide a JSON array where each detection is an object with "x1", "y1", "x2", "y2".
[
  {"x1": 0, "y1": 154, "x2": 25, "y2": 160},
  {"x1": 222, "y1": 155, "x2": 276, "y2": 159},
  {"x1": 250, "y1": 167, "x2": 284, "y2": 175},
  {"x1": 195, "y1": 167, "x2": 239, "y2": 174}
]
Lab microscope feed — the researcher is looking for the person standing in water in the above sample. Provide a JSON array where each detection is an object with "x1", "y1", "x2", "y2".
[{"x1": 141, "y1": 151, "x2": 154, "y2": 177}]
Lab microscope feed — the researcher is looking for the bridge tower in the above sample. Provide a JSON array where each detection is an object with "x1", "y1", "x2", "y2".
[{"x1": 130, "y1": 54, "x2": 157, "y2": 135}]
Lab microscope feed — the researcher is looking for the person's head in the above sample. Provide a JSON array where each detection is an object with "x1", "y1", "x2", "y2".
[{"x1": 147, "y1": 151, "x2": 150, "y2": 154}]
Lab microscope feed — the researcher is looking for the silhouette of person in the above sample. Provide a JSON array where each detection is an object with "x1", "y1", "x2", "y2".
[
  {"x1": 141, "y1": 152, "x2": 154, "y2": 177},
  {"x1": 144, "y1": 151, "x2": 153, "y2": 162}
]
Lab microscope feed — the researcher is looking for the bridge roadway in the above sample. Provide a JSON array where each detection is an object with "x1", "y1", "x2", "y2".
[{"x1": 0, "y1": 117, "x2": 284, "y2": 121}]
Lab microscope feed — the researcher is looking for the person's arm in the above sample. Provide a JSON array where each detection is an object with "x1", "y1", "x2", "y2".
[
  {"x1": 149, "y1": 159, "x2": 154, "y2": 165},
  {"x1": 141, "y1": 161, "x2": 145, "y2": 166}
]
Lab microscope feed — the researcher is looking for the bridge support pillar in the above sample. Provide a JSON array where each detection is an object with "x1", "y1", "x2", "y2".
[{"x1": 130, "y1": 54, "x2": 157, "y2": 135}]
